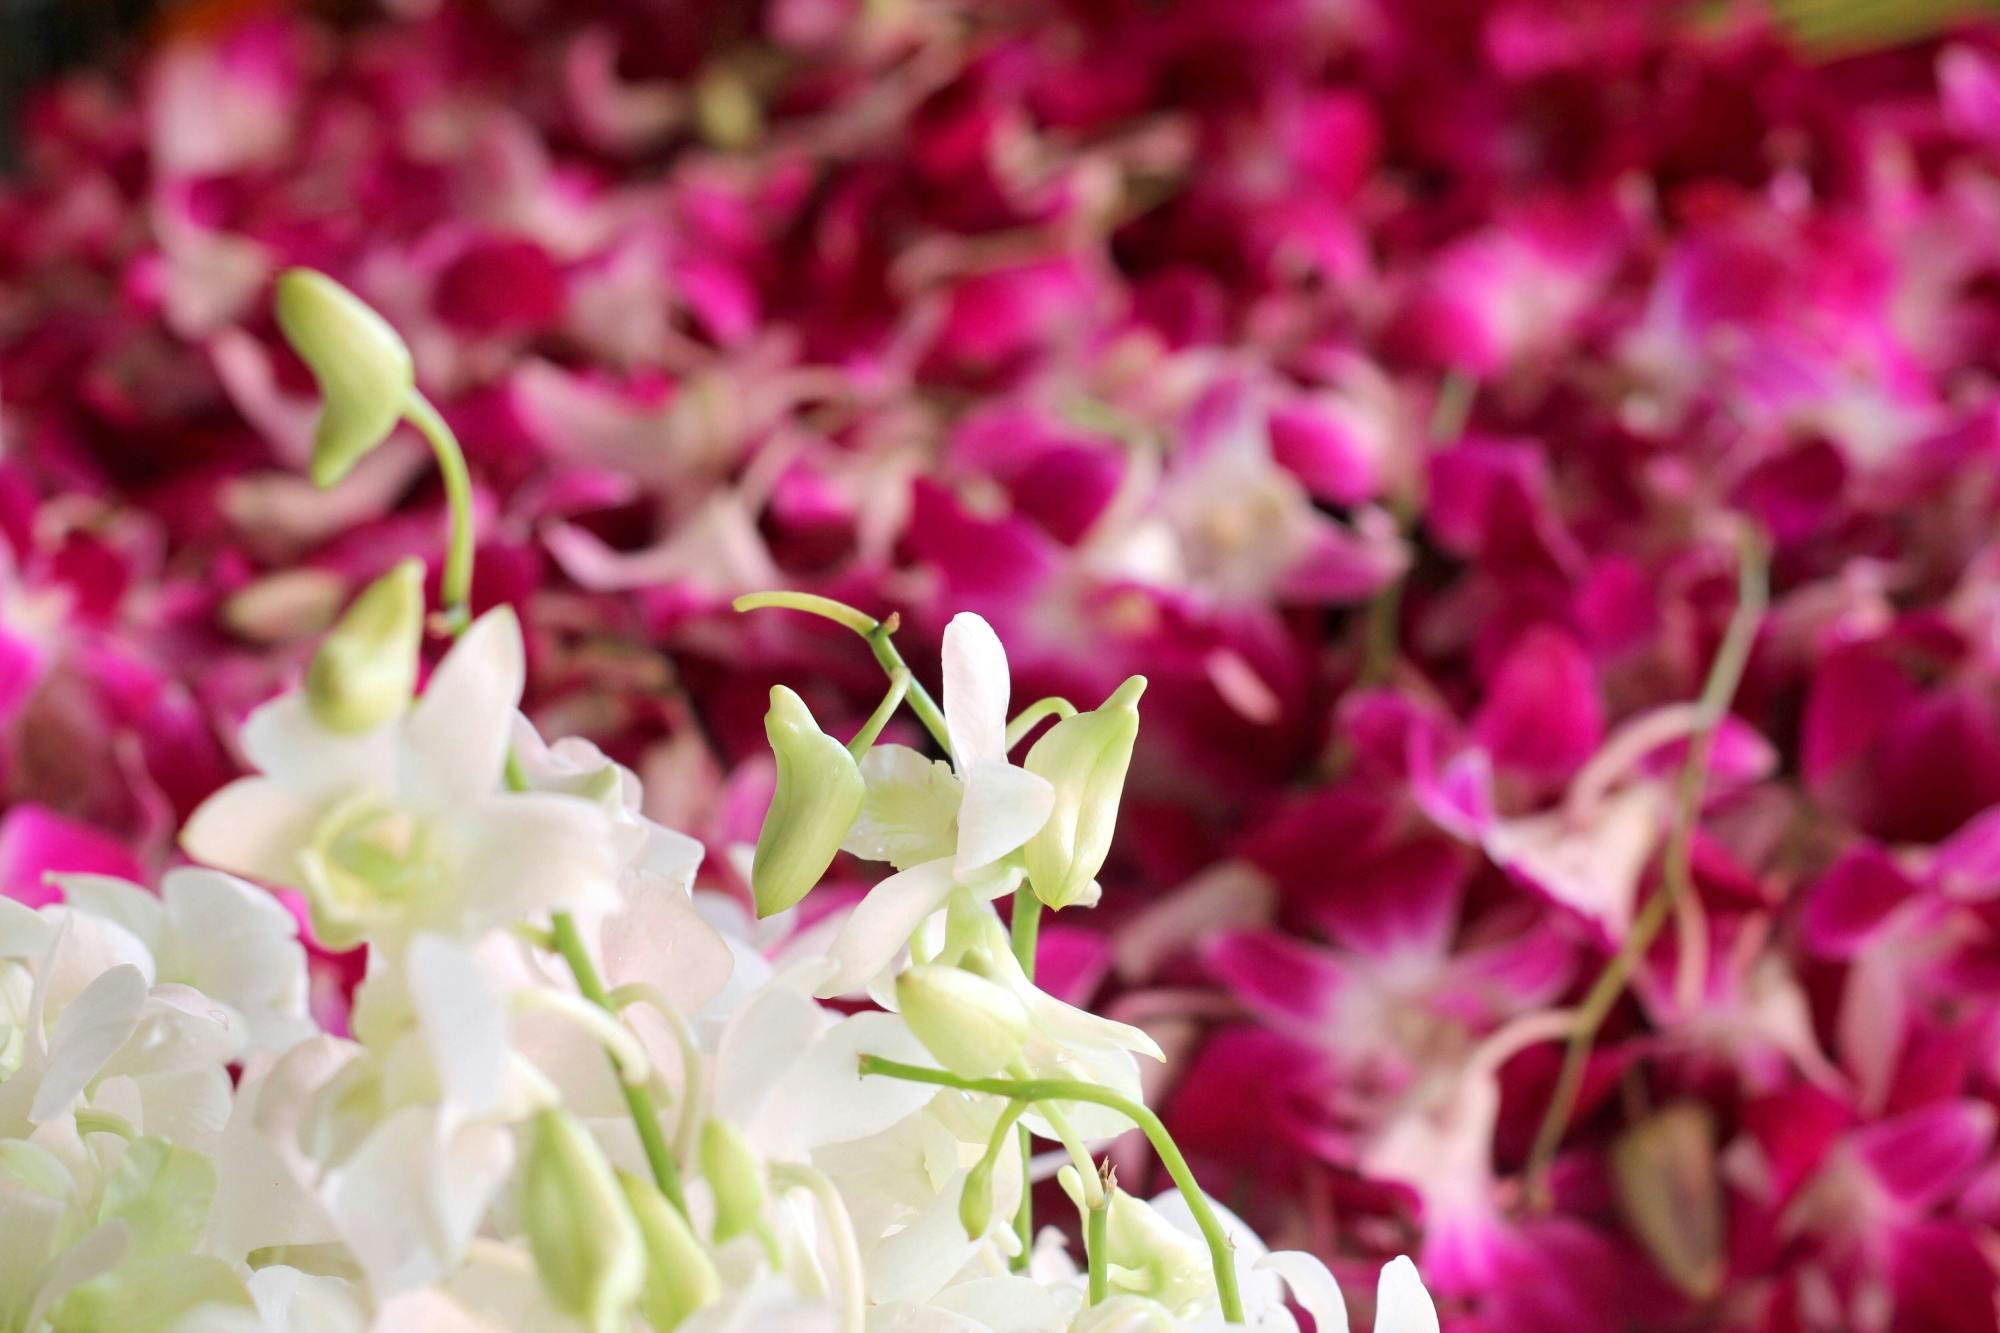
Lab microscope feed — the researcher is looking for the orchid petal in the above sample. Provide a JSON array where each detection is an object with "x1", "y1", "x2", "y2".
[
  {"x1": 1375, "y1": 1256, "x2": 1441, "y2": 1333},
  {"x1": 954, "y1": 762, "x2": 1054, "y2": 878},
  {"x1": 1258, "y1": 1252, "x2": 1349, "y2": 1333},
  {"x1": 32, "y1": 962, "x2": 147, "y2": 1123},
  {"x1": 402, "y1": 607, "x2": 526, "y2": 803},
  {"x1": 942, "y1": 613, "x2": 1011, "y2": 769},
  {"x1": 817, "y1": 858, "x2": 960, "y2": 998},
  {"x1": 180, "y1": 778, "x2": 325, "y2": 888}
]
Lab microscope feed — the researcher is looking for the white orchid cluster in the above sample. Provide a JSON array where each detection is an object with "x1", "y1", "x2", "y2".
[{"x1": 0, "y1": 272, "x2": 1442, "y2": 1333}]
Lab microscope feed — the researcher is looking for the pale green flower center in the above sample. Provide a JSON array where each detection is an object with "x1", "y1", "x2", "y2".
[{"x1": 297, "y1": 790, "x2": 445, "y2": 948}]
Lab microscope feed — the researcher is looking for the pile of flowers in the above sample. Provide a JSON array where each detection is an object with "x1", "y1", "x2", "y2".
[
  {"x1": 8, "y1": 0, "x2": 2000, "y2": 1328},
  {"x1": 0, "y1": 270, "x2": 1440, "y2": 1331}
]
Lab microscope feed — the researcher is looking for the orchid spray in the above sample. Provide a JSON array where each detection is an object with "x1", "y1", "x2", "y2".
[{"x1": 0, "y1": 270, "x2": 1442, "y2": 1333}]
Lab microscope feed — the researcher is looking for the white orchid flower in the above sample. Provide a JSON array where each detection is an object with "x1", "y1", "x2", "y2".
[
  {"x1": 0, "y1": 899, "x2": 248, "y2": 1146},
  {"x1": 820, "y1": 613, "x2": 1055, "y2": 998},
  {"x1": 55, "y1": 868, "x2": 314, "y2": 1054},
  {"x1": 182, "y1": 608, "x2": 623, "y2": 951}
]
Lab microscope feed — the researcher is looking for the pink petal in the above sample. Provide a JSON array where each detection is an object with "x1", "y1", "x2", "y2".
[
  {"x1": 0, "y1": 806, "x2": 144, "y2": 908},
  {"x1": 1204, "y1": 930, "x2": 1347, "y2": 1031},
  {"x1": 1852, "y1": 1101, "x2": 1995, "y2": 1213},
  {"x1": 1472, "y1": 626, "x2": 1605, "y2": 785},
  {"x1": 1803, "y1": 846, "x2": 1917, "y2": 957}
]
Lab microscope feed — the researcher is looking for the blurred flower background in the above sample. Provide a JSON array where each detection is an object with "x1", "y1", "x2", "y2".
[{"x1": 6, "y1": 0, "x2": 2000, "y2": 1327}]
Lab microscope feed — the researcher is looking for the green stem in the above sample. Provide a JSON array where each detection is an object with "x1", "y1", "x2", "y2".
[
  {"x1": 848, "y1": 670, "x2": 911, "y2": 759},
  {"x1": 732, "y1": 592, "x2": 951, "y2": 756},
  {"x1": 1086, "y1": 1186, "x2": 1110, "y2": 1305},
  {"x1": 1008, "y1": 889, "x2": 1044, "y2": 1266},
  {"x1": 1523, "y1": 529, "x2": 1770, "y2": 1206},
  {"x1": 858, "y1": 1057, "x2": 1244, "y2": 1324},
  {"x1": 402, "y1": 393, "x2": 476, "y2": 632},
  {"x1": 1005, "y1": 697, "x2": 1078, "y2": 750},
  {"x1": 548, "y1": 912, "x2": 689, "y2": 1216}
]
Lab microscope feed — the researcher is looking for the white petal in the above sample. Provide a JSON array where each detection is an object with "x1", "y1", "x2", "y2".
[
  {"x1": 407, "y1": 936, "x2": 506, "y2": 1116},
  {"x1": 0, "y1": 896, "x2": 55, "y2": 959},
  {"x1": 1257, "y1": 1252, "x2": 1349, "y2": 1333},
  {"x1": 954, "y1": 762, "x2": 1054, "y2": 877},
  {"x1": 862, "y1": 1166, "x2": 982, "y2": 1305},
  {"x1": 401, "y1": 606, "x2": 525, "y2": 802},
  {"x1": 1020, "y1": 983, "x2": 1162, "y2": 1062},
  {"x1": 1375, "y1": 1256, "x2": 1440, "y2": 1333},
  {"x1": 32, "y1": 963, "x2": 147, "y2": 1122},
  {"x1": 155, "y1": 870, "x2": 312, "y2": 1052},
  {"x1": 448, "y1": 793, "x2": 620, "y2": 935},
  {"x1": 601, "y1": 879, "x2": 734, "y2": 1014},
  {"x1": 242, "y1": 695, "x2": 398, "y2": 796},
  {"x1": 324, "y1": 1107, "x2": 512, "y2": 1298},
  {"x1": 244, "y1": 1267, "x2": 370, "y2": 1333},
  {"x1": 844, "y1": 745, "x2": 962, "y2": 870},
  {"x1": 123, "y1": 1065, "x2": 236, "y2": 1141},
  {"x1": 815, "y1": 858, "x2": 959, "y2": 998},
  {"x1": 714, "y1": 984, "x2": 827, "y2": 1126},
  {"x1": 180, "y1": 778, "x2": 324, "y2": 887},
  {"x1": 751, "y1": 1012, "x2": 936, "y2": 1157},
  {"x1": 50, "y1": 874, "x2": 165, "y2": 952},
  {"x1": 160, "y1": 868, "x2": 299, "y2": 945},
  {"x1": 941, "y1": 612, "x2": 1011, "y2": 769}
]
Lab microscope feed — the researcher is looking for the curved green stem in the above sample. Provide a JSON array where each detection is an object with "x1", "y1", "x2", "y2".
[
  {"x1": 732, "y1": 592, "x2": 951, "y2": 756},
  {"x1": 1523, "y1": 528, "x2": 1770, "y2": 1206},
  {"x1": 849, "y1": 670, "x2": 911, "y2": 759},
  {"x1": 548, "y1": 912, "x2": 689, "y2": 1217},
  {"x1": 733, "y1": 591, "x2": 878, "y2": 636},
  {"x1": 1005, "y1": 697, "x2": 1077, "y2": 750},
  {"x1": 607, "y1": 983, "x2": 707, "y2": 1168},
  {"x1": 858, "y1": 1057, "x2": 1244, "y2": 1323},
  {"x1": 402, "y1": 392, "x2": 476, "y2": 632}
]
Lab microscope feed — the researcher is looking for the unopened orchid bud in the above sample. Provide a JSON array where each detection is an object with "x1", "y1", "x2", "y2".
[
  {"x1": 304, "y1": 559, "x2": 425, "y2": 733},
  {"x1": 694, "y1": 65, "x2": 761, "y2": 150},
  {"x1": 896, "y1": 963, "x2": 1031, "y2": 1079},
  {"x1": 521, "y1": 1110, "x2": 644, "y2": 1333},
  {"x1": 1023, "y1": 675, "x2": 1146, "y2": 910},
  {"x1": 619, "y1": 1171, "x2": 721, "y2": 1330},
  {"x1": 699, "y1": 1119, "x2": 769, "y2": 1250},
  {"x1": 273, "y1": 268, "x2": 414, "y2": 488},
  {"x1": 1612, "y1": 1103, "x2": 1722, "y2": 1302},
  {"x1": 751, "y1": 686, "x2": 865, "y2": 918},
  {"x1": 958, "y1": 1155, "x2": 997, "y2": 1242}
]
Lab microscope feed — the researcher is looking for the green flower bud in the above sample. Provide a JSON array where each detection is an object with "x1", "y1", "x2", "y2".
[
  {"x1": 619, "y1": 1171, "x2": 721, "y2": 1331},
  {"x1": 895, "y1": 963, "x2": 1031, "y2": 1080},
  {"x1": 958, "y1": 1154, "x2": 996, "y2": 1242},
  {"x1": 521, "y1": 1110, "x2": 644, "y2": 1333},
  {"x1": 273, "y1": 268, "x2": 415, "y2": 488},
  {"x1": 1612, "y1": 1103, "x2": 1723, "y2": 1303},
  {"x1": 751, "y1": 686, "x2": 865, "y2": 918},
  {"x1": 699, "y1": 1119, "x2": 769, "y2": 1251},
  {"x1": 304, "y1": 559, "x2": 425, "y2": 733},
  {"x1": 1023, "y1": 675, "x2": 1146, "y2": 910}
]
